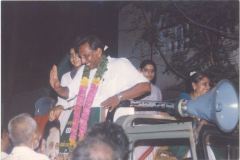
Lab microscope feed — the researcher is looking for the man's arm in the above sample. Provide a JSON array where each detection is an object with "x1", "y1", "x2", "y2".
[
  {"x1": 49, "y1": 65, "x2": 69, "y2": 99},
  {"x1": 101, "y1": 82, "x2": 151, "y2": 110}
]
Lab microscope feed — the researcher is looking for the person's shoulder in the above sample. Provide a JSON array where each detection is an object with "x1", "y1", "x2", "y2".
[
  {"x1": 60, "y1": 71, "x2": 72, "y2": 85},
  {"x1": 3, "y1": 153, "x2": 18, "y2": 160},
  {"x1": 77, "y1": 65, "x2": 85, "y2": 71},
  {"x1": 61, "y1": 71, "x2": 71, "y2": 78},
  {"x1": 1, "y1": 152, "x2": 9, "y2": 160},
  {"x1": 151, "y1": 84, "x2": 160, "y2": 90},
  {"x1": 2, "y1": 156, "x2": 11, "y2": 160},
  {"x1": 108, "y1": 56, "x2": 130, "y2": 64},
  {"x1": 35, "y1": 152, "x2": 50, "y2": 160},
  {"x1": 63, "y1": 66, "x2": 84, "y2": 76},
  {"x1": 179, "y1": 92, "x2": 191, "y2": 100},
  {"x1": 108, "y1": 57, "x2": 134, "y2": 69}
]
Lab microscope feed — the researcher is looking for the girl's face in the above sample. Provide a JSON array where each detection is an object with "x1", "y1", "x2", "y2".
[
  {"x1": 141, "y1": 64, "x2": 155, "y2": 82},
  {"x1": 192, "y1": 77, "x2": 210, "y2": 97},
  {"x1": 69, "y1": 48, "x2": 81, "y2": 68}
]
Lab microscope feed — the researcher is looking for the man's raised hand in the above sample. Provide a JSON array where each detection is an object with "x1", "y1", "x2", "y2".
[{"x1": 49, "y1": 65, "x2": 60, "y2": 90}]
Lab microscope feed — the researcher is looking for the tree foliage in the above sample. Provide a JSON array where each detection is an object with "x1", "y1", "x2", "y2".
[{"x1": 120, "y1": 1, "x2": 239, "y2": 87}]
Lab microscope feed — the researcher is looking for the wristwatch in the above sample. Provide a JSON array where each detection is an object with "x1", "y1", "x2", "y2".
[{"x1": 117, "y1": 93, "x2": 123, "y2": 102}]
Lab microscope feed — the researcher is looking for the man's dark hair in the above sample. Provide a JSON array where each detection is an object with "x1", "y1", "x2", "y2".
[
  {"x1": 72, "y1": 136, "x2": 121, "y2": 160},
  {"x1": 74, "y1": 35, "x2": 105, "y2": 53},
  {"x1": 86, "y1": 122, "x2": 129, "y2": 160}
]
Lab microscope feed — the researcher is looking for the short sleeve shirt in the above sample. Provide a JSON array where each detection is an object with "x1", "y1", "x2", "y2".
[{"x1": 56, "y1": 67, "x2": 85, "y2": 109}]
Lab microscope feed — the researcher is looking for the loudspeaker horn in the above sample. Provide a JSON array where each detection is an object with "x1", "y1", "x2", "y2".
[{"x1": 178, "y1": 79, "x2": 239, "y2": 133}]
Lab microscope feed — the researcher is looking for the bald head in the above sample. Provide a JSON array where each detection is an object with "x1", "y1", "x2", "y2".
[{"x1": 8, "y1": 113, "x2": 38, "y2": 146}]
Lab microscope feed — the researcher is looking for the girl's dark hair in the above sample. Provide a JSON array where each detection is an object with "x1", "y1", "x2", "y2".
[
  {"x1": 186, "y1": 71, "x2": 209, "y2": 93},
  {"x1": 87, "y1": 121, "x2": 129, "y2": 160},
  {"x1": 139, "y1": 59, "x2": 157, "y2": 84}
]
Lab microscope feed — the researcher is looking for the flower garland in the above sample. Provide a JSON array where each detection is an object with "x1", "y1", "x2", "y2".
[{"x1": 69, "y1": 55, "x2": 108, "y2": 146}]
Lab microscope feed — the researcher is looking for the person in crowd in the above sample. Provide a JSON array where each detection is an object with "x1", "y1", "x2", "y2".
[
  {"x1": 71, "y1": 136, "x2": 121, "y2": 160},
  {"x1": 87, "y1": 121, "x2": 129, "y2": 160},
  {"x1": 139, "y1": 59, "x2": 162, "y2": 101},
  {"x1": 137, "y1": 59, "x2": 170, "y2": 117},
  {"x1": 49, "y1": 35, "x2": 151, "y2": 148},
  {"x1": 179, "y1": 71, "x2": 211, "y2": 141},
  {"x1": 53, "y1": 47, "x2": 83, "y2": 134},
  {"x1": 72, "y1": 121, "x2": 128, "y2": 160},
  {"x1": 5, "y1": 113, "x2": 50, "y2": 160},
  {"x1": 34, "y1": 96, "x2": 56, "y2": 138},
  {"x1": 47, "y1": 46, "x2": 83, "y2": 158},
  {"x1": 172, "y1": 71, "x2": 212, "y2": 159},
  {"x1": 1, "y1": 127, "x2": 11, "y2": 159},
  {"x1": 134, "y1": 60, "x2": 171, "y2": 160},
  {"x1": 180, "y1": 70, "x2": 211, "y2": 131},
  {"x1": 179, "y1": 71, "x2": 210, "y2": 100}
]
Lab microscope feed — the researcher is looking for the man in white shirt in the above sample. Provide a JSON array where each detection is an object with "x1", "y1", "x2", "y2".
[
  {"x1": 49, "y1": 35, "x2": 150, "y2": 134},
  {"x1": 49, "y1": 35, "x2": 150, "y2": 157},
  {"x1": 5, "y1": 113, "x2": 49, "y2": 160},
  {"x1": 50, "y1": 35, "x2": 150, "y2": 114},
  {"x1": 50, "y1": 35, "x2": 150, "y2": 110}
]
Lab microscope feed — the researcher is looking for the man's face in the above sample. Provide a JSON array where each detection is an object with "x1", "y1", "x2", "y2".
[
  {"x1": 45, "y1": 127, "x2": 60, "y2": 160},
  {"x1": 79, "y1": 43, "x2": 102, "y2": 69}
]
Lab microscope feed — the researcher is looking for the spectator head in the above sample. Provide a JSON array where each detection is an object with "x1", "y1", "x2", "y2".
[
  {"x1": 87, "y1": 121, "x2": 129, "y2": 160},
  {"x1": 8, "y1": 113, "x2": 40, "y2": 149},
  {"x1": 72, "y1": 136, "x2": 121, "y2": 160},
  {"x1": 139, "y1": 59, "x2": 157, "y2": 84},
  {"x1": 186, "y1": 71, "x2": 210, "y2": 97}
]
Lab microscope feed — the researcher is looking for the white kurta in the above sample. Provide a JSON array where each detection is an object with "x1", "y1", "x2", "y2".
[
  {"x1": 5, "y1": 146, "x2": 49, "y2": 160},
  {"x1": 1, "y1": 152, "x2": 8, "y2": 160}
]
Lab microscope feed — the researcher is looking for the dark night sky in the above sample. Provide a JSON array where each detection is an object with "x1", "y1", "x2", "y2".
[{"x1": 1, "y1": 1, "x2": 119, "y2": 125}]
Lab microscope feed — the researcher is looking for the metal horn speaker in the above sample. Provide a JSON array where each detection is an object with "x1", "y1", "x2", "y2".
[{"x1": 178, "y1": 79, "x2": 239, "y2": 132}]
